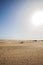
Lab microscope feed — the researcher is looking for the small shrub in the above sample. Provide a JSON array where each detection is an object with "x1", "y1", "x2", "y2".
[
  {"x1": 20, "y1": 41, "x2": 24, "y2": 44},
  {"x1": 41, "y1": 40, "x2": 43, "y2": 41},
  {"x1": 34, "y1": 40, "x2": 37, "y2": 42}
]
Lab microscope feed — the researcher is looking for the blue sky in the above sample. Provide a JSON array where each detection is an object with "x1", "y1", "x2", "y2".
[
  {"x1": 0, "y1": 0, "x2": 43, "y2": 40},
  {"x1": 0, "y1": 0, "x2": 28, "y2": 40}
]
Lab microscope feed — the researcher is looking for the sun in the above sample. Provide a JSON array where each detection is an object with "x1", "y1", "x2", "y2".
[{"x1": 32, "y1": 10, "x2": 43, "y2": 27}]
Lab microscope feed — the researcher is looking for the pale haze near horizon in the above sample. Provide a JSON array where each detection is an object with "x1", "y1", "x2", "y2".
[{"x1": 0, "y1": 0, "x2": 43, "y2": 40}]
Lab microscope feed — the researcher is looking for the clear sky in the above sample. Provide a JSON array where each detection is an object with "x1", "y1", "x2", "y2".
[{"x1": 0, "y1": 0, "x2": 43, "y2": 40}]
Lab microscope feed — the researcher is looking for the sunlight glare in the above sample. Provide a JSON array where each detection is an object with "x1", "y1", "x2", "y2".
[{"x1": 32, "y1": 10, "x2": 43, "y2": 27}]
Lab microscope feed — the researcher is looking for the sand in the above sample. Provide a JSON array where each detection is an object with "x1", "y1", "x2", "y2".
[{"x1": 0, "y1": 40, "x2": 43, "y2": 65}]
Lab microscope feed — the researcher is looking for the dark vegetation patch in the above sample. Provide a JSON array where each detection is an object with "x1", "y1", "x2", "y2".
[
  {"x1": 20, "y1": 41, "x2": 24, "y2": 44},
  {"x1": 33, "y1": 40, "x2": 37, "y2": 42}
]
